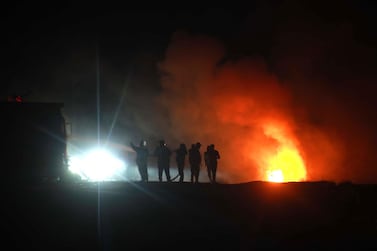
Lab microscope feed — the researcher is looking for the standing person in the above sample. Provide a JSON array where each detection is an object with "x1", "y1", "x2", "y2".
[
  {"x1": 175, "y1": 143, "x2": 187, "y2": 182},
  {"x1": 188, "y1": 144, "x2": 196, "y2": 183},
  {"x1": 130, "y1": 140, "x2": 149, "y2": 182},
  {"x1": 154, "y1": 140, "x2": 172, "y2": 182},
  {"x1": 204, "y1": 145, "x2": 211, "y2": 182},
  {"x1": 207, "y1": 144, "x2": 220, "y2": 183},
  {"x1": 189, "y1": 142, "x2": 202, "y2": 183}
]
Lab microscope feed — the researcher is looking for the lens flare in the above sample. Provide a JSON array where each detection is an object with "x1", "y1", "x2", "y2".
[{"x1": 68, "y1": 148, "x2": 126, "y2": 181}]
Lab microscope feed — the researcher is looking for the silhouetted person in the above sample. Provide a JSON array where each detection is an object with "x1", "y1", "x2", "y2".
[
  {"x1": 204, "y1": 145, "x2": 211, "y2": 182},
  {"x1": 130, "y1": 140, "x2": 149, "y2": 182},
  {"x1": 189, "y1": 142, "x2": 202, "y2": 183},
  {"x1": 188, "y1": 144, "x2": 195, "y2": 182},
  {"x1": 175, "y1": 143, "x2": 187, "y2": 182},
  {"x1": 207, "y1": 144, "x2": 220, "y2": 183},
  {"x1": 154, "y1": 140, "x2": 172, "y2": 182}
]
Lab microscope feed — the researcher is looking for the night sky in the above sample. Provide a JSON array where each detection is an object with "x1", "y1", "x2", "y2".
[{"x1": 3, "y1": 1, "x2": 377, "y2": 183}]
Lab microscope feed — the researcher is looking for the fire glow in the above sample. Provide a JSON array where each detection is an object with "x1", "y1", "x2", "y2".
[
  {"x1": 267, "y1": 169, "x2": 284, "y2": 183},
  {"x1": 263, "y1": 123, "x2": 307, "y2": 183},
  {"x1": 157, "y1": 32, "x2": 313, "y2": 183}
]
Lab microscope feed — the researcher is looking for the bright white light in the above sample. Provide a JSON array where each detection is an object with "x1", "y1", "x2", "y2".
[
  {"x1": 267, "y1": 169, "x2": 284, "y2": 183},
  {"x1": 68, "y1": 148, "x2": 126, "y2": 181}
]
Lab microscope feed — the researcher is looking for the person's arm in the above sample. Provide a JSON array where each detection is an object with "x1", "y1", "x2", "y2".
[{"x1": 130, "y1": 142, "x2": 136, "y2": 151}]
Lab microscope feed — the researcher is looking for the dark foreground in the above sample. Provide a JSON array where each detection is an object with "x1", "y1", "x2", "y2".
[{"x1": 4, "y1": 180, "x2": 377, "y2": 250}]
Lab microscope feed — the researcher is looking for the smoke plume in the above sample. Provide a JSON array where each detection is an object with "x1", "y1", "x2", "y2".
[{"x1": 157, "y1": 24, "x2": 377, "y2": 183}]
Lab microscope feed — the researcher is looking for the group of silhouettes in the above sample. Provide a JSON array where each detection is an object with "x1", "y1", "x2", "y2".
[{"x1": 130, "y1": 140, "x2": 220, "y2": 183}]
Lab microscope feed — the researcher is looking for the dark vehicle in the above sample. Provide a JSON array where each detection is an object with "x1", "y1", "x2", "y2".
[{"x1": 1, "y1": 101, "x2": 69, "y2": 182}]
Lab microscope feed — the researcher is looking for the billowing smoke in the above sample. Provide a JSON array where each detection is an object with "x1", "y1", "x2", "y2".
[
  {"x1": 156, "y1": 25, "x2": 377, "y2": 184},
  {"x1": 157, "y1": 31, "x2": 305, "y2": 183}
]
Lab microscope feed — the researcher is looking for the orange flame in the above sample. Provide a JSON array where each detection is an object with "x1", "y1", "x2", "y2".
[{"x1": 262, "y1": 122, "x2": 307, "y2": 182}]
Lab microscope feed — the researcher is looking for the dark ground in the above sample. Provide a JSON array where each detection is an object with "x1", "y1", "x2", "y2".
[{"x1": 4, "y1": 179, "x2": 377, "y2": 250}]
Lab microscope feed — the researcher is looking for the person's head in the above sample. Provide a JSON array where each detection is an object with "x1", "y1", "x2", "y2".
[
  {"x1": 196, "y1": 142, "x2": 201, "y2": 149},
  {"x1": 179, "y1": 143, "x2": 186, "y2": 150},
  {"x1": 140, "y1": 140, "x2": 147, "y2": 147},
  {"x1": 210, "y1": 144, "x2": 215, "y2": 149},
  {"x1": 159, "y1": 140, "x2": 166, "y2": 147}
]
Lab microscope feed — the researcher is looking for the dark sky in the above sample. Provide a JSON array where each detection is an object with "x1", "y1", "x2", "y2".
[{"x1": 3, "y1": 1, "x2": 377, "y2": 183}]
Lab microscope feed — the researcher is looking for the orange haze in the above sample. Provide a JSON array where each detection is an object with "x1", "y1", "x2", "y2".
[{"x1": 156, "y1": 31, "x2": 375, "y2": 184}]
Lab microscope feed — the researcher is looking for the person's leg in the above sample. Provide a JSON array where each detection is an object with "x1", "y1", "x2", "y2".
[
  {"x1": 158, "y1": 165, "x2": 163, "y2": 182},
  {"x1": 194, "y1": 165, "x2": 199, "y2": 183},
  {"x1": 141, "y1": 164, "x2": 148, "y2": 182},
  {"x1": 178, "y1": 164, "x2": 184, "y2": 182},
  {"x1": 165, "y1": 165, "x2": 171, "y2": 181},
  {"x1": 212, "y1": 164, "x2": 217, "y2": 183},
  {"x1": 137, "y1": 165, "x2": 142, "y2": 181}
]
